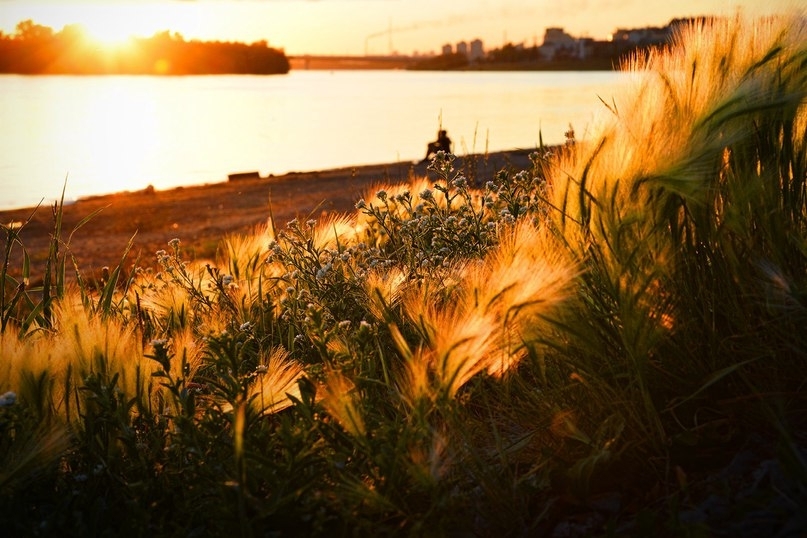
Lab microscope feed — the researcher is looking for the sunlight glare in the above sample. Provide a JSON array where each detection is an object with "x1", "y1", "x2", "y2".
[
  {"x1": 78, "y1": 6, "x2": 169, "y2": 44},
  {"x1": 12, "y1": 3, "x2": 208, "y2": 47}
]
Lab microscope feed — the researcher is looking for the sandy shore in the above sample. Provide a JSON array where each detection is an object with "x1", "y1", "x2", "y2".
[{"x1": 1, "y1": 150, "x2": 534, "y2": 284}]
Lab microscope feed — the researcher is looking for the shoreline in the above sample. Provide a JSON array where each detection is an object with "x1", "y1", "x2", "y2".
[{"x1": 1, "y1": 150, "x2": 535, "y2": 283}]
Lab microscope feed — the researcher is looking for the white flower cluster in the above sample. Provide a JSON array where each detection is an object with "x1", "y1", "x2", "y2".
[{"x1": 0, "y1": 390, "x2": 16, "y2": 407}]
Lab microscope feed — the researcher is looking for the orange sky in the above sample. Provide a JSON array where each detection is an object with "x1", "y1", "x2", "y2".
[{"x1": 0, "y1": 0, "x2": 799, "y2": 56}]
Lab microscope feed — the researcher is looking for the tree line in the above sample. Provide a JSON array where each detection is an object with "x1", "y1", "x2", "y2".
[{"x1": 0, "y1": 20, "x2": 290, "y2": 75}]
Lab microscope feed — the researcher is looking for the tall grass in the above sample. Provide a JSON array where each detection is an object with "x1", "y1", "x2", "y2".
[
  {"x1": 1, "y1": 12, "x2": 806, "y2": 536},
  {"x1": 546, "y1": 12, "x2": 807, "y2": 459}
]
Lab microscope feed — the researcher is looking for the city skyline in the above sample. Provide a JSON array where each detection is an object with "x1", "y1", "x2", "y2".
[{"x1": 0, "y1": 0, "x2": 798, "y2": 57}]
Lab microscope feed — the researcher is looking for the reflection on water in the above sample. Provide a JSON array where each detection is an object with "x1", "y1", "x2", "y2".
[{"x1": 0, "y1": 71, "x2": 627, "y2": 210}]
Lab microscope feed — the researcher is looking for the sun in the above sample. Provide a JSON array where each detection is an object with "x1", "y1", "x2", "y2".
[
  {"x1": 77, "y1": 8, "x2": 159, "y2": 48},
  {"x1": 82, "y1": 24, "x2": 137, "y2": 50},
  {"x1": 54, "y1": 3, "x2": 203, "y2": 49}
]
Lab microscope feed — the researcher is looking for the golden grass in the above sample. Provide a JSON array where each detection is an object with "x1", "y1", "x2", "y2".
[
  {"x1": 1, "y1": 293, "x2": 154, "y2": 422},
  {"x1": 321, "y1": 367, "x2": 366, "y2": 437},
  {"x1": 401, "y1": 221, "x2": 576, "y2": 398},
  {"x1": 549, "y1": 12, "x2": 807, "y2": 238},
  {"x1": 217, "y1": 347, "x2": 304, "y2": 417}
]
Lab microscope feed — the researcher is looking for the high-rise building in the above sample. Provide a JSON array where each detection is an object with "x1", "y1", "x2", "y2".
[{"x1": 469, "y1": 39, "x2": 485, "y2": 61}]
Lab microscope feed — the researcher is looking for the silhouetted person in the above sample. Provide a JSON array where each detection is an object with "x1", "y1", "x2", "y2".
[{"x1": 422, "y1": 129, "x2": 452, "y2": 163}]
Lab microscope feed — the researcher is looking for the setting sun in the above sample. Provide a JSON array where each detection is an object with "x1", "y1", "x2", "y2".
[
  {"x1": 2, "y1": 3, "x2": 206, "y2": 46},
  {"x1": 78, "y1": 19, "x2": 139, "y2": 49},
  {"x1": 70, "y1": 24, "x2": 134, "y2": 54}
]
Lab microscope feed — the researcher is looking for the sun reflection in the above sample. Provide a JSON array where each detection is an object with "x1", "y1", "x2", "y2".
[{"x1": 73, "y1": 80, "x2": 163, "y2": 195}]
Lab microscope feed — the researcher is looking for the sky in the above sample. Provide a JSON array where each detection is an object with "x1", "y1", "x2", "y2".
[{"x1": 0, "y1": 0, "x2": 799, "y2": 56}]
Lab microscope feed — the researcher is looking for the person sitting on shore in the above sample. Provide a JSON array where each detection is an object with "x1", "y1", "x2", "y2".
[{"x1": 422, "y1": 129, "x2": 452, "y2": 163}]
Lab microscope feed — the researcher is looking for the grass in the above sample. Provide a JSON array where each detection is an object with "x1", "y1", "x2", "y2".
[{"x1": 2, "y1": 12, "x2": 807, "y2": 536}]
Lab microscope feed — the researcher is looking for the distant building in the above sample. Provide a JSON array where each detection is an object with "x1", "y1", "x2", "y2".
[
  {"x1": 543, "y1": 27, "x2": 577, "y2": 47},
  {"x1": 539, "y1": 27, "x2": 579, "y2": 60},
  {"x1": 427, "y1": 18, "x2": 686, "y2": 67},
  {"x1": 611, "y1": 26, "x2": 671, "y2": 46},
  {"x1": 469, "y1": 39, "x2": 484, "y2": 61},
  {"x1": 577, "y1": 37, "x2": 595, "y2": 60}
]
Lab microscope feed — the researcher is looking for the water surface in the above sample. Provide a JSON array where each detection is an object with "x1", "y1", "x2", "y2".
[{"x1": 0, "y1": 70, "x2": 626, "y2": 210}]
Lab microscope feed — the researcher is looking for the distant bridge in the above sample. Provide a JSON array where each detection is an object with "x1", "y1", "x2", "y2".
[{"x1": 289, "y1": 55, "x2": 416, "y2": 70}]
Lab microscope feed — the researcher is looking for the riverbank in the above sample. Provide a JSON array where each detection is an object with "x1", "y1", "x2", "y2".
[{"x1": 1, "y1": 150, "x2": 534, "y2": 285}]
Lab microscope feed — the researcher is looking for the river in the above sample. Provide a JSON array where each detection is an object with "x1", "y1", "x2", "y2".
[{"x1": 0, "y1": 70, "x2": 627, "y2": 210}]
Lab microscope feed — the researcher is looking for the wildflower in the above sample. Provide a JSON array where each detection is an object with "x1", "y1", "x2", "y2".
[
  {"x1": 239, "y1": 321, "x2": 253, "y2": 332},
  {"x1": 338, "y1": 320, "x2": 352, "y2": 330},
  {"x1": 419, "y1": 188, "x2": 434, "y2": 201},
  {"x1": 376, "y1": 190, "x2": 387, "y2": 201},
  {"x1": 255, "y1": 364, "x2": 269, "y2": 374},
  {"x1": 221, "y1": 274, "x2": 234, "y2": 286},
  {"x1": 151, "y1": 338, "x2": 168, "y2": 349},
  {"x1": 451, "y1": 176, "x2": 468, "y2": 188},
  {"x1": 355, "y1": 198, "x2": 367, "y2": 209},
  {"x1": 168, "y1": 238, "x2": 181, "y2": 249},
  {"x1": 316, "y1": 263, "x2": 332, "y2": 280},
  {"x1": 0, "y1": 391, "x2": 17, "y2": 407}
]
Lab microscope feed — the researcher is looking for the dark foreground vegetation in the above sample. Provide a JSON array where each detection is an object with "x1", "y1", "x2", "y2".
[
  {"x1": 0, "y1": 20, "x2": 289, "y2": 75},
  {"x1": 1, "y1": 13, "x2": 807, "y2": 537}
]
